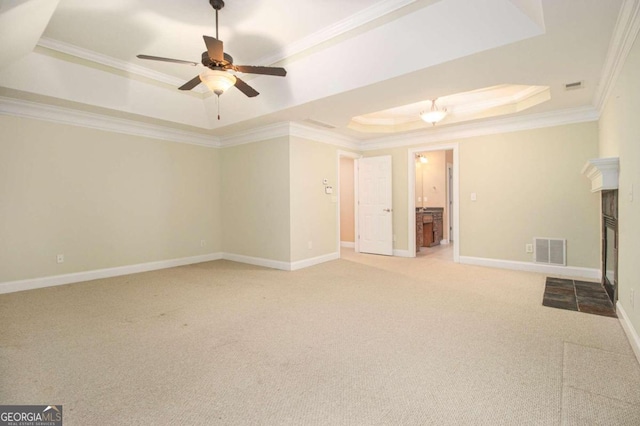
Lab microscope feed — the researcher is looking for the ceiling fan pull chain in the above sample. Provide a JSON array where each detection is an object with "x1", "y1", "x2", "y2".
[{"x1": 217, "y1": 95, "x2": 221, "y2": 120}]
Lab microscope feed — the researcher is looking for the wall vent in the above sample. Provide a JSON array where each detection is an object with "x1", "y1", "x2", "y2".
[
  {"x1": 564, "y1": 81, "x2": 584, "y2": 91},
  {"x1": 303, "y1": 119, "x2": 336, "y2": 129},
  {"x1": 534, "y1": 238, "x2": 566, "y2": 266}
]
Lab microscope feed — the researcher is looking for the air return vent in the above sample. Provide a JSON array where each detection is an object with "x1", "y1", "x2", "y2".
[
  {"x1": 534, "y1": 238, "x2": 566, "y2": 266},
  {"x1": 564, "y1": 81, "x2": 584, "y2": 91},
  {"x1": 303, "y1": 119, "x2": 336, "y2": 129}
]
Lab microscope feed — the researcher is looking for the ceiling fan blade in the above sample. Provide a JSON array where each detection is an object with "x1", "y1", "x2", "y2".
[
  {"x1": 235, "y1": 65, "x2": 287, "y2": 77},
  {"x1": 137, "y1": 54, "x2": 198, "y2": 66},
  {"x1": 234, "y1": 77, "x2": 259, "y2": 98},
  {"x1": 179, "y1": 75, "x2": 202, "y2": 91},
  {"x1": 203, "y1": 35, "x2": 224, "y2": 62}
]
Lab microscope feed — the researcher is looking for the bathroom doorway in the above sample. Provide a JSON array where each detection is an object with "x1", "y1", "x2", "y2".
[{"x1": 408, "y1": 144, "x2": 459, "y2": 261}]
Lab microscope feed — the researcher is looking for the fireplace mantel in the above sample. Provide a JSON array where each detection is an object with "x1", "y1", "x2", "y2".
[{"x1": 582, "y1": 157, "x2": 619, "y2": 192}]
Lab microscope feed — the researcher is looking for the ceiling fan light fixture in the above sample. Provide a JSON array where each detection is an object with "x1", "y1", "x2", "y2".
[
  {"x1": 420, "y1": 99, "x2": 447, "y2": 126},
  {"x1": 200, "y1": 69, "x2": 236, "y2": 95}
]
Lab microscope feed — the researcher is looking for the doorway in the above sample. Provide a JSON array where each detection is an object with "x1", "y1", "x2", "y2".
[
  {"x1": 447, "y1": 162, "x2": 454, "y2": 243},
  {"x1": 408, "y1": 144, "x2": 459, "y2": 261},
  {"x1": 337, "y1": 151, "x2": 360, "y2": 256}
]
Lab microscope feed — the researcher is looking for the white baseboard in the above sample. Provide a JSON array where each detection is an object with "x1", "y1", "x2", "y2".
[
  {"x1": 340, "y1": 241, "x2": 355, "y2": 248},
  {"x1": 459, "y1": 256, "x2": 600, "y2": 280},
  {"x1": 221, "y1": 253, "x2": 291, "y2": 271},
  {"x1": 0, "y1": 250, "x2": 345, "y2": 295},
  {"x1": 617, "y1": 301, "x2": 640, "y2": 366},
  {"x1": 0, "y1": 253, "x2": 223, "y2": 295},
  {"x1": 223, "y1": 252, "x2": 340, "y2": 271},
  {"x1": 291, "y1": 252, "x2": 340, "y2": 271},
  {"x1": 441, "y1": 239, "x2": 450, "y2": 245},
  {"x1": 393, "y1": 249, "x2": 412, "y2": 258}
]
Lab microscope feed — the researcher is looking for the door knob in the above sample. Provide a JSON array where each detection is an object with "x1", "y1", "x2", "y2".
[{"x1": 383, "y1": 208, "x2": 392, "y2": 212}]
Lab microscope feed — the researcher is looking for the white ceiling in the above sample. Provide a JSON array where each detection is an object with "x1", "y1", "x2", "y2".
[{"x1": 0, "y1": 0, "x2": 626, "y2": 145}]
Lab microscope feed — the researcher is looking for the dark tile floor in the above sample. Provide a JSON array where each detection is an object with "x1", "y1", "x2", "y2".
[{"x1": 543, "y1": 277, "x2": 617, "y2": 318}]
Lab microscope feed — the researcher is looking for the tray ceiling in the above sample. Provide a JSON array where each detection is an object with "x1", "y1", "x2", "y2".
[{"x1": 0, "y1": 0, "x2": 626, "y2": 144}]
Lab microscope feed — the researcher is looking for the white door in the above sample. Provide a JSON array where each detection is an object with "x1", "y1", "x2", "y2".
[{"x1": 357, "y1": 156, "x2": 393, "y2": 255}]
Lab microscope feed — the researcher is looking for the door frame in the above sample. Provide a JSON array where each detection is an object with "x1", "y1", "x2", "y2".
[
  {"x1": 336, "y1": 150, "x2": 361, "y2": 257},
  {"x1": 408, "y1": 143, "x2": 460, "y2": 261},
  {"x1": 447, "y1": 162, "x2": 453, "y2": 243}
]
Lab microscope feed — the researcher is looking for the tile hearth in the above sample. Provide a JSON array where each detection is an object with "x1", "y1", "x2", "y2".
[{"x1": 542, "y1": 277, "x2": 616, "y2": 318}]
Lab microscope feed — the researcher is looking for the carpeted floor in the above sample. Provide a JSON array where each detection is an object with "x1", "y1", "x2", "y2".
[{"x1": 1, "y1": 246, "x2": 639, "y2": 425}]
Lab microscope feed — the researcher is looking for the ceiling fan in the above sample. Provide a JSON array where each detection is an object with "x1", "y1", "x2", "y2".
[{"x1": 136, "y1": 0, "x2": 287, "y2": 118}]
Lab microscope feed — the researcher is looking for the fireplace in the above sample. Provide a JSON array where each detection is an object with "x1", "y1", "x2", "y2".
[
  {"x1": 582, "y1": 158, "x2": 620, "y2": 307},
  {"x1": 602, "y1": 190, "x2": 618, "y2": 304}
]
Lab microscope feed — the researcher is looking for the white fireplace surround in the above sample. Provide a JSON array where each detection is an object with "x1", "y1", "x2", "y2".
[{"x1": 582, "y1": 157, "x2": 620, "y2": 192}]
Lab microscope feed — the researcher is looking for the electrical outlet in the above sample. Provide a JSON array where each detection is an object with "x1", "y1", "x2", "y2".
[
  {"x1": 200, "y1": 240, "x2": 206, "y2": 247},
  {"x1": 57, "y1": 254, "x2": 64, "y2": 264},
  {"x1": 526, "y1": 243, "x2": 533, "y2": 253}
]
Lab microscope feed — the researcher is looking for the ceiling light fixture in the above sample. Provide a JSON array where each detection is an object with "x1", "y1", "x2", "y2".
[
  {"x1": 199, "y1": 69, "x2": 237, "y2": 96},
  {"x1": 420, "y1": 99, "x2": 447, "y2": 126},
  {"x1": 199, "y1": 69, "x2": 237, "y2": 120}
]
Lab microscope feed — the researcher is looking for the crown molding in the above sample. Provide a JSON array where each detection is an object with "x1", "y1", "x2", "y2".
[
  {"x1": 218, "y1": 121, "x2": 360, "y2": 150},
  {"x1": 0, "y1": 96, "x2": 220, "y2": 148},
  {"x1": 360, "y1": 106, "x2": 599, "y2": 151},
  {"x1": 37, "y1": 37, "x2": 208, "y2": 94},
  {"x1": 254, "y1": 0, "x2": 417, "y2": 66},
  {"x1": 0, "y1": 95, "x2": 600, "y2": 152},
  {"x1": 581, "y1": 157, "x2": 620, "y2": 192},
  {"x1": 593, "y1": 0, "x2": 640, "y2": 113}
]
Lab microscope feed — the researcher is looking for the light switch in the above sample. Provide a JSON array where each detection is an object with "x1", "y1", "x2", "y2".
[
  {"x1": 471, "y1": 192, "x2": 477, "y2": 201},
  {"x1": 325, "y1": 186, "x2": 333, "y2": 194}
]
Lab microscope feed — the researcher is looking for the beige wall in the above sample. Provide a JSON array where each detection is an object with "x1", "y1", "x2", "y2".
[
  {"x1": 220, "y1": 137, "x2": 291, "y2": 262},
  {"x1": 0, "y1": 107, "x2": 607, "y2": 289},
  {"x1": 289, "y1": 137, "x2": 339, "y2": 261},
  {"x1": 340, "y1": 157, "x2": 355, "y2": 243},
  {"x1": 366, "y1": 122, "x2": 600, "y2": 267},
  {"x1": 0, "y1": 115, "x2": 221, "y2": 282},
  {"x1": 459, "y1": 123, "x2": 600, "y2": 267},
  {"x1": 599, "y1": 35, "x2": 640, "y2": 340}
]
